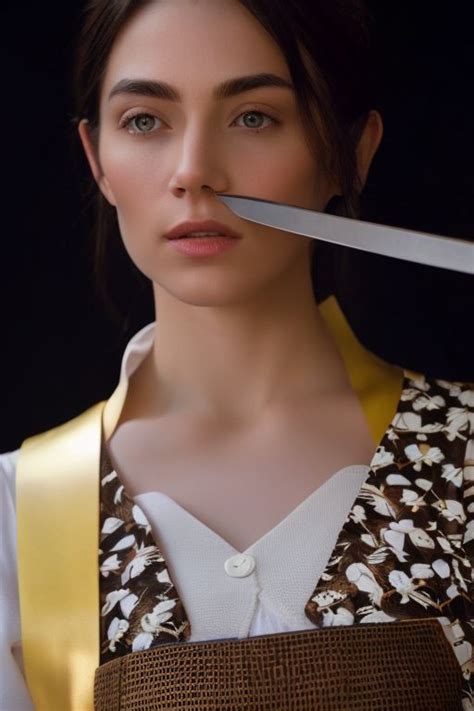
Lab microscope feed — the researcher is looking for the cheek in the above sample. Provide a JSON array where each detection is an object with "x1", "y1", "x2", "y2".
[
  {"x1": 100, "y1": 137, "x2": 164, "y2": 211},
  {"x1": 98, "y1": 140, "x2": 159, "y2": 268},
  {"x1": 237, "y1": 136, "x2": 326, "y2": 210},
  {"x1": 276, "y1": 143, "x2": 327, "y2": 208}
]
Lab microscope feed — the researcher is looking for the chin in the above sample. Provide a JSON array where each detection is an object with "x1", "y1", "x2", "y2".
[{"x1": 153, "y1": 277, "x2": 266, "y2": 308}]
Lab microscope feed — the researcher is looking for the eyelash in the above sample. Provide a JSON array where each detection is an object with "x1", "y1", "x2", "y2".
[{"x1": 118, "y1": 108, "x2": 279, "y2": 135}]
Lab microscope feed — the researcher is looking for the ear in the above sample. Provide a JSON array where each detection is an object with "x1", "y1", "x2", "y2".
[
  {"x1": 77, "y1": 119, "x2": 117, "y2": 206},
  {"x1": 355, "y1": 110, "x2": 384, "y2": 190}
]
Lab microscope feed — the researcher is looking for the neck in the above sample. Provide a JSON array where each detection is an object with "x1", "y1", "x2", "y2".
[{"x1": 137, "y1": 267, "x2": 352, "y2": 425}]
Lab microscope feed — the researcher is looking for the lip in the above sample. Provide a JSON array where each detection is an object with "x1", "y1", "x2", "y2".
[
  {"x1": 163, "y1": 219, "x2": 242, "y2": 240},
  {"x1": 167, "y1": 236, "x2": 240, "y2": 257}
]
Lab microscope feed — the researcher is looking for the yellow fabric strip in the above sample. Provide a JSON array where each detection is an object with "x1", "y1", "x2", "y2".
[
  {"x1": 319, "y1": 295, "x2": 404, "y2": 443},
  {"x1": 16, "y1": 402, "x2": 104, "y2": 711},
  {"x1": 102, "y1": 375, "x2": 130, "y2": 442},
  {"x1": 16, "y1": 296, "x2": 404, "y2": 709}
]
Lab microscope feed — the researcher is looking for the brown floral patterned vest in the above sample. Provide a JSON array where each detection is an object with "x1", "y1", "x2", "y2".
[{"x1": 98, "y1": 372, "x2": 474, "y2": 708}]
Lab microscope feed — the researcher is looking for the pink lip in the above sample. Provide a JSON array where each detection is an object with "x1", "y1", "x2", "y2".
[
  {"x1": 167, "y1": 235, "x2": 239, "y2": 257},
  {"x1": 163, "y1": 218, "x2": 242, "y2": 241}
]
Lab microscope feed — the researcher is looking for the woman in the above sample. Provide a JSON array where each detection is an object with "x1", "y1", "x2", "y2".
[{"x1": 1, "y1": 0, "x2": 472, "y2": 709}]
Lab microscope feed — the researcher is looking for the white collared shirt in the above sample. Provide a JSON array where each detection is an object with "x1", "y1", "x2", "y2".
[{"x1": 134, "y1": 462, "x2": 369, "y2": 643}]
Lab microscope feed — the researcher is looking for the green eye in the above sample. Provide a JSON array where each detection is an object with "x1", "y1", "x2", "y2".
[
  {"x1": 234, "y1": 110, "x2": 276, "y2": 131},
  {"x1": 133, "y1": 115, "x2": 157, "y2": 132},
  {"x1": 121, "y1": 113, "x2": 160, "y2": 134}
]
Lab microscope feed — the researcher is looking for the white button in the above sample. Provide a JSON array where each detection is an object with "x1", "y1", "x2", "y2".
[{"x1": 224, "y1": 553, "x2": 256, "y2": 578}]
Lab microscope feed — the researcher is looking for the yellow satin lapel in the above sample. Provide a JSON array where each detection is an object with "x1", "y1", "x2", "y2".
[
  {"x1": 103, "y1": 374, "x2": 129, "y2": 441},
  {"x1": 319, "y1": 295, "x2": 404, "y2": 443},
  {"x1": 16, "y1": 402, "x2": 104, "y2": 711},
  {"x1": 16, "y1": 374, "x2": 130, "y2": 711},
  {"x1": 16, "y1": 297, "x2": 404, "y2": 710}
]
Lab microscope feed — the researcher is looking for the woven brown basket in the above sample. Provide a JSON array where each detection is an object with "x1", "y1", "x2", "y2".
[{"x1": 94, "y1": 618, "x2": 462, "y2": 710}]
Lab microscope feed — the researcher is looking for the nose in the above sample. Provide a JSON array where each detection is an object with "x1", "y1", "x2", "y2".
[{"x1": 168, "y1": 123, "x2": 229, "y2": 199}]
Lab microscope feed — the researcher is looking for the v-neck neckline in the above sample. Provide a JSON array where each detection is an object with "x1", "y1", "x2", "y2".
[{"x1": 132, "y1": 463, "x2": 371, "y2": 555}]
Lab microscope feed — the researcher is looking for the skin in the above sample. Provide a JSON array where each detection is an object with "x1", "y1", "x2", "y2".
[{"x1": 78, "y1": 0, "x2": 383, "y2": 430}]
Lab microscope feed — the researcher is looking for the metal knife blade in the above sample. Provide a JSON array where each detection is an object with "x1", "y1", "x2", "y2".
[{"x1": 216, "y1": 194, "x2": 474, "y2": 275}]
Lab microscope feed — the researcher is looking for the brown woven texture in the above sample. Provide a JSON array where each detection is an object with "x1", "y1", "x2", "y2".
[{"x1": 94, "y1": 619, "x2": 462, "y2": 710}]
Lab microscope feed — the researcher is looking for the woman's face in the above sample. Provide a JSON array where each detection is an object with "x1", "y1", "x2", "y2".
[{"x1": 80, "y1": 0, "x2": 339, "y2": 307}]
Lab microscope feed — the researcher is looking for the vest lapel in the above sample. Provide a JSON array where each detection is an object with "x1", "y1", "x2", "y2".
[
  {"x1": 98, "y1": 431, "x2": 190, "y2": 664},
  {"x1": 304, "y1": 372, "x2": 474, "y2": 704}
]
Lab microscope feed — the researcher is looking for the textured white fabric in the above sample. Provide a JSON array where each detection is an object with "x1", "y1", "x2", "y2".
[
  {"x1": 0, "y1": 448, "x2": 35, "y2": 711},
  {"x1": 134, "y1": 464, "x2": 370, "y2": 643}
]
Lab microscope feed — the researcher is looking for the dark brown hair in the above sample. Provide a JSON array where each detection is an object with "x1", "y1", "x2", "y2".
[{"x1": 72, "y1": 0, "x2": 381, "y2": 329}]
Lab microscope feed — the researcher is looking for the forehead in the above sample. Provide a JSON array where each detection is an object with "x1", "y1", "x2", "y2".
[{"x1": 101, "y1": 0, "x2": 291, "y2": 101}]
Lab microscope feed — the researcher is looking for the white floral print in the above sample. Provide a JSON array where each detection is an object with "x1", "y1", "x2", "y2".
[
  {"x1": 121, "y1": 543, "x2": 164, "y2": 584},
  {"x1": 107, "y1": 617, "x2": 129, "y2": 652},
  {"x1": 404, "y1": 443, "x2": 444, "y2": 470}
]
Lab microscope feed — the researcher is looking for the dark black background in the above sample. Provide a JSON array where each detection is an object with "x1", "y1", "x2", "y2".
[{"x1": 1, "y1": 2, "x2": 473, "y2": 452}]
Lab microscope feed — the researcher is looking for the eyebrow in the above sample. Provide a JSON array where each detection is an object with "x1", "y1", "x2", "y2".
[{"x1": 108, "y1": 73, "x2": 295, "y2": 102}]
